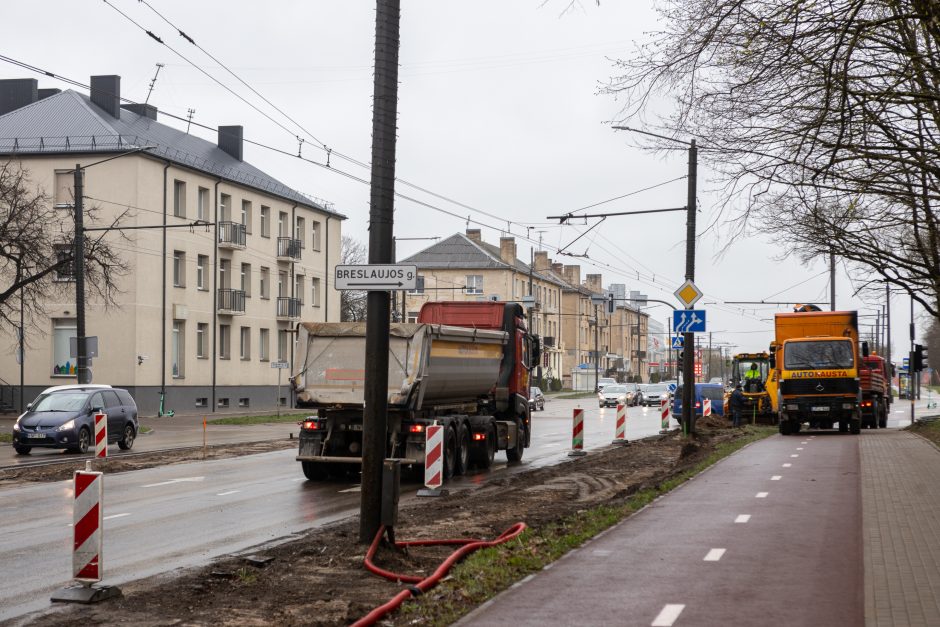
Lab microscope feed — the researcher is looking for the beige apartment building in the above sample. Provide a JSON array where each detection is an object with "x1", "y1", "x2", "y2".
[{"x1": 0, "y1": 75, "x2": 342, "y2": 415}]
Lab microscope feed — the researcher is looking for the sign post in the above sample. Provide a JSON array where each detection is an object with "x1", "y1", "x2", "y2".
[{"x1": 271, "y1": 360, "x2": 289, "y2": 419}]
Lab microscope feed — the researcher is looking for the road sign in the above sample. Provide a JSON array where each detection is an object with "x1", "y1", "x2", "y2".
[
  {"x1": 667, "y1": 383, "x2": 677, "y2": 392},
  {"x1": 271, "y1": 361, "x2": 290, "y2": 369},
  {"x1": 673, "y1": 309, "x2": 707, "y2": 333},
  {"x1": 334, "y1": 264, "x2": 418, "y2": 291},
  {"x1": 671, "y1": 336, "x2": 684, "y2": 349},
  {"x1": 673, "y1": 280, "x2": 704, "y2": 308}
]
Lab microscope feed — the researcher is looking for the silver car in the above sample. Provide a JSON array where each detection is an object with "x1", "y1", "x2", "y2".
[{"x1": 598, "y1": 385, "x2": 630, "y2": 408}]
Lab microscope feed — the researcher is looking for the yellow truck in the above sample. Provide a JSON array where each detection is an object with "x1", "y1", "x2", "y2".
[
  {"x1": 729, "y1": 352, "x2": 777, "y2": 424},
  {"x1": 770, "y1": 310, "x2": 861, "y2": 435}
]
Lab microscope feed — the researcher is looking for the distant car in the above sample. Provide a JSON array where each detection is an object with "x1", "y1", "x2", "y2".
[
  {"x1": 529, "y1": 386, "x2": 545, "y2": 411},
  {"x1": 671, "y1": 383, "x2": 726, "y2": 424},
  {"x1": 708, "y1": 377, "x2": 725, "y2": 385},
  {"x1": 11, "y1": 385, "x2": 139, "y2": 455},
  {"x1": 642, "y1": 384, "x2": 672, "y2": 407},
  {"x1": 623, "y1": 382, "x2": 643, "y2": 406},
  {"x1": 598, "y1": 384, "x2": 641, "y2": 408},
  {"x1": 596, "y1": 377, "x2": 618, "y2": 392}
]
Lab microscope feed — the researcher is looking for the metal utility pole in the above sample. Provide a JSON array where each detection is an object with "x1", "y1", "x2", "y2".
[
  {"x1": 18, "y1": 258, "x2": 24, "y2": 412},
  {"x1": 886, "y1": 284, "x2": 892, "y2": 403},
  {"x1": 910, "y1": 297, "x2": 915, "y2": 421},
  {"x1": 360, "y1": 0, "x2": 400, "y2": 545},
  {"x1": 681, "y1": 139, "x2": 697, "y2": 434},
  {"x1": 74, "y1": 166, "x2": 89, "y2": 385},
  {"x1": 830, "y1": 250, "x2": 836, "y2": 311},
  {"x1": 594, "y1": 304, "x2": 600, "y2": 391}
]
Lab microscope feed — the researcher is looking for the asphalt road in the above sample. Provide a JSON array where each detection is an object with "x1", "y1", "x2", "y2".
[{"x1": 0, "y1": 397, "x2": 668, "y2": 621}]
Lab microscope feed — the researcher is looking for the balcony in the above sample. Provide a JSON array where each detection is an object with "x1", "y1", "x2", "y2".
[
  {"x1": 277, "y1": 237, "x2": 302, "y2": 262},
  {"x1": 217, "y1": 288, "x2": 246, "y2": 315},
  {"x1": 218, "y1": 221, "x2": 247, "y2": 249},
  {"x1": 276, "y1": 296, "x2": 302, "y2": 320}
]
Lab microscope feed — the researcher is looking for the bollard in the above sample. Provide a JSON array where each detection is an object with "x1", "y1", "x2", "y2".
[
  {"x1": 612, "y1": 404, "x2": 628, "y2": 445},
  {"x1": 569, "y1": 408, "x2": 587, "y2": 457},
  {"x1": 93, "y1": 413, "x2": 107, "y2": 458},
  {"x1": 703, "y1": 398, "x2": 712, "y2": 418},
  {"x1": 417, "y1": 422, "x2": 446, "y2": 497},
  {"x1": 660, "y1": 398, "x2": 670, "y2": 434}
]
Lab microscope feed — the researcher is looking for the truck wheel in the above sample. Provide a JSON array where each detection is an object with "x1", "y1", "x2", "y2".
[
  {"x1": 471, "y1": 424, "x2": 496, "y2": 469},
  {"x1": 454, "y1": 422, "x2": 471, "y2": 476},
  {"x1": 850, "y1": 418, "x2": 861, "y2": 435},
  {"x1": 302, "y1": 461, "x2": 329, "y2": 480},
  {"x1": 779, "y1": 420, "x2": 792, "y2": 436},
  {"x1": 879, "y1": 405, "x2": 888, "y2": 429},
  {"x1": 443, "y1": 426, "x2": 457, "y2": 479},
  {"x1": 506, "y1": 418, "x2": 525, "y2": 463},
  {"x1": 839, "y1": 420, "x2": 849, "y2": 433}
]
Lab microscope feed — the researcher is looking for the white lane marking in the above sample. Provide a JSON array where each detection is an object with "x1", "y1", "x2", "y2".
[
  {"x1": 142, "y1": 476, "x2": 205, "y2": 488},
  {"x1": 592, "y1": 550, "x2": 612, "y2": 556},
  {"x1": 652, "y1": 604, "x2": 685, "y2": 627},
  {"x1": 216, "y1": 490, "x2": 240, "y2": 496},
  {"x1": 796, "y1": 447, "x2": 804, "y2": 450},
  {"x1": 782, "y1": 463, "x2": 792, "y2": 468},
  {"x1": 800, "y1": 441, "x2": 808, "y2": 444},
  {"x1": 339, "y1": 486, "x2": 361, "y2": 493},
  {"x1": 292, "y1": 477, "x2": 305, "y2": 482},
  {"x1": 103, "y1": 512, "x2": 131, "y2": 521},
  {"x1": 735, "y1": 514, "x2": 751, "y2": 524},
  {"x1": 771, "y1": 475, "x2": 782, "y2": 481},
  {"x1": 756, "y1": 492, "x2": 769, "y2": 498},
  {"x1": 704, "y1": 548, "x2": 726, "y2": 561},
  {"x1": 790, "y1": 454, "x2": 799, "y2": 458}
]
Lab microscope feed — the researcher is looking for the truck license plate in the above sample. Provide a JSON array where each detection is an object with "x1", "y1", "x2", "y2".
[{"x1": 811, "y1": 406, "x2": 828, "y2": 412}]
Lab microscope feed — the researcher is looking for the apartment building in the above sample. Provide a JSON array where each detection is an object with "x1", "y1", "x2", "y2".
[{"x1": 0, "y1": 75, "x2": 343, "y2": 414}]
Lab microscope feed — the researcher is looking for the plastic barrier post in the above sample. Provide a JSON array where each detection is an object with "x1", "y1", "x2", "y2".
[
  {"x1": 418, "y1": 423, "x2": 446, "y2": 497},
  {"x1": 94, "y1": 413, "x2": 107, "y2": 458},
  {"x1": 612, "y1": 404, "x2": 628, "y2": 445},
  {"x1": 569, "y1": 408, "x2": 587, "y2": 457},
  {"x1": 660, "y1": 399, "x2": 670, "y2": 434},
  {"x1": 703, "y1": 398, "x2": 712, "y2": 418}
]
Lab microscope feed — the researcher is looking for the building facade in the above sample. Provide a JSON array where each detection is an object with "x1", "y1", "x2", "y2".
[{"x1": 0, "y1": 75, "x2": 343, "y2": 415}]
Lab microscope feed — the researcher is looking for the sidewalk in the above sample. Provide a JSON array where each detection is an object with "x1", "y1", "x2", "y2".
[{"x1": 460, "y1": 429, "x2": 940, "y2": 627}]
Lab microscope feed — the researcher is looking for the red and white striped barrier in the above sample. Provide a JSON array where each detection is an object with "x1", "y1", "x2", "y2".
[
  {"x1": 612, "y1": 404, "x2": 627, "y2": 444},
  {"x1": 73, "y1": 468, "x2": 103, "y2": 582},
  {"x1": 569, "y1": 408, "x2": 586, "y2": 456},
  {"x1": 424, "y1": 423, "x2": 443, "y2": 489},
  {"x1": 94, "y1": 412, "x2": 107, "y2": 458},
  {"x1": 703, "y1": 398, "x2": 712, "y2": 418},
  {"x1": 660, "y1": 398, "x2": 670, "y2": 432}
]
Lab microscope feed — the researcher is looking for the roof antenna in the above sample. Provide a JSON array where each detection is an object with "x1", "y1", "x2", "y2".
[
  {"x1": 145, "y1": 63, "x2": 165, "y2": 105},
  {"x1": 185, "y1": 108, "x2": 195, "y2": 134}
]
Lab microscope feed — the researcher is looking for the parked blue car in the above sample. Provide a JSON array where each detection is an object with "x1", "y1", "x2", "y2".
[{"x1": 672, "y1": 383, "x2": 726, "y2": 423}]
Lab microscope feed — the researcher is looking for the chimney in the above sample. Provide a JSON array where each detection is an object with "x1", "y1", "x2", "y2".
[
  {"x1": 533, "y1": 251, "x2": 550, "y2": 271},
  {"x1": 90, "y1": 75, "x2": 121, "y2": 118},
  {"x1": 218, "y1": 125, "x2": 244, "y2": 161},
  {"x1": 551, "y1": 262, "x2": 564, "y2": 275},
  {"x1": 585, "y1": 273, "x2": 603, "y2": 293},
  {"x1": 465, "y1": 228, "x2": 482, "y2": 244},
  {"x1": 38, "y1": 88, "x2": 61, "y2": 101},
  {"x1": 499, "y1": 237, "x2": 517, "y2": 265},
  {"x1": 563, "y1": 265, "x2": 581, "y2": 287},
  {"x1": 0, "y1": 78, "x2": 38, "y2": 116},
  {"x1": 121, "y1": 103, "x2": 158, "y2": 120}
]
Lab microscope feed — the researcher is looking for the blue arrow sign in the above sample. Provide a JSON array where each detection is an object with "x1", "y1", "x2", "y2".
[
  {"x1": 667, "y1": 383, "x2": 677, "y2": 392},
  {"x1": 671, "y1": 335, "x2": 684, "y2": 349},
  {"x1": 673, "y1": 309, "x2": 707, "y2": 333}
]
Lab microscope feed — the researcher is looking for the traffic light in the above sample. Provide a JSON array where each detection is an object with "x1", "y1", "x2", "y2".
[
  {"x1": 913, "y1": 344, "x2": 927, "y2": 371},
  {"x1": 607, "y1": 293, "x2": 615, "y2": 314}
]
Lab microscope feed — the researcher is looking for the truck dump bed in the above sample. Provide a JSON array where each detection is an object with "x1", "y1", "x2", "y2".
[
  {"x1": 774, "y1": 311, "x2": 859, "y2": 342},
  {"x1": 293, "y1": 322, "x2": 508, "y2": 409}
]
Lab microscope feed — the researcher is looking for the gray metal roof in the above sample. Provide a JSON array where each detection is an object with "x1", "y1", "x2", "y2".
[{"x1": 0, "y1": 89, "x2": 344, "y2": 218}]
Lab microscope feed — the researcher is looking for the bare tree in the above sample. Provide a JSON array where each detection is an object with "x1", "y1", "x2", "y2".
[
  {"x1": 0, "y1": 161, "x2": 128, "y2": 337},
  {"x1": 605, "y1": 0, "x2": 940, "y2": 319},
  {"x1": 340, "y1": 235, "x2": 367, "y2": 322}
]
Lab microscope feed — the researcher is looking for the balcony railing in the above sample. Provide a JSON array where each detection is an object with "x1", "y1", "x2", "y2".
[
  {"x1": 276, "y1": 296, "x2": 302, "y2": 320},
  {"x1": 218, "y1": 221, "x2": 247, "y2": 249},
  {"x1": 217, "y1": 288, "x2": 246, "y2": 315},
  {"x1": 277, "y1": 237, "x2": 302, "y2": 261}
]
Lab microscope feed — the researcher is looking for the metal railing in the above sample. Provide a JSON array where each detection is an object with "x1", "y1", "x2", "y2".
[
  {"x1": 217, "y1": 288, "x2": 246, "y2": 314},
  {"x1": 277, "y1": 237, "x2": 302, "y2": 260},
  {"x1": 218, "y1": 221, "x2": 247, "y2": 248},
  {"x1": 276, "y1": 296, "x2": 302, "y2": 319}
]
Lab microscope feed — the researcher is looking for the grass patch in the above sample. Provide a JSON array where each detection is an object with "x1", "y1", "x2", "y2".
[
  {"x1": 909, "y1": 419, "x2": 940, "y2": 448},
  {"x1": 398, "y1": 426, "x2": 775, "y2": 626},
  {"x1": 554, "y1": 391, "x2": 599, "y2": 399},
  {"x1": 0, "y1": 433, "x2": 11, "y2": 443},
  {"x1": 208, "y1": 413, "x2": 309, "y2": 426}
]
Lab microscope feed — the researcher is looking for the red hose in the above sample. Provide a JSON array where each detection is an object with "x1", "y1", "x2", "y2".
[{"x1": 352, "y1": 522, "x2": 527, "y2": 627}]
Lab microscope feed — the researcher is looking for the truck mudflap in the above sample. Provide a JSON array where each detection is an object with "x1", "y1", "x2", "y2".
[{"x1": 295, "y1": 455, "x2": 419, "y2": 465}]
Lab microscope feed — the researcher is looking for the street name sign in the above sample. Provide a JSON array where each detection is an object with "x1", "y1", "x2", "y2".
[
  {"x1": 335, "y1": 264, "x2": 418, "y2": 291},
  {"x1": 673, "y1": 309, "x2": 706, "y2": 333},
  {"x1": 673, "y1": 280, "x2": 704, "y2": 308},
  {"x1": 271, "y1": 361, "x2": 290, "y2": 369}
]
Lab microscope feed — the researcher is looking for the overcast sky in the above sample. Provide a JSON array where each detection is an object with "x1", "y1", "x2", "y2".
[{"x1": 1, "y1": 1, "x2": 925, "y2": 359}]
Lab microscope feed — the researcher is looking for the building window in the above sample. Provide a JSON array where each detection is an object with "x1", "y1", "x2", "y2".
[
  {"x1": 296, "y1": 216, "x2": 306, "y2": 248},
  {"x1": 295, "y1": 275, "x2": 305, "y2": 305},
  {"x1": 238, "y1": 398, "x2": 250, "y2": 408},
  {"x1": 465, "y1": 275, "x2": 483, "y2": 294},
  {"x1": 241, "y1": 200, "x2": 252, "y2": 234},
  {"x1": 53, "y1": 244, "x2": 74, "y2": 281},
  {"x1": 51, "y1": 318, "x2": 77, "y2": 376},
  {"x1": 311, "y1": 278, "x2": 320, "y2": 307},
  {"x1": 259, "y1": 328, "x2": 270, "y2": 361},
  {"x1": 197, "y1": 187, "x2": 209, "y2": 220},
  {"x1": 196, "y1": 322, "x2": 208, "y2": 359},
  {"x1": 240, "y1": 326, "x2": 251, "y2": 360},
  {"x1": 409, "y1": 275, "x2": 425, "y2": 295},
  {"x1": 277, "y1": 329, "x2": 289, "y2": 362},
  {"x1": 311, "y1": 220, "x2": 321, "y2": 251},
  {"x1": 173, "y1": 251, "x2": 186, "y2": 287},
  {"x1": 217, "y1": 397, "x2": 230, "y2": 408},
  {"x1": 278, "y1": 211, "x2": 287, "y2": 237},
  {"x1": 54, "y1": 170, "x2": 73, "y2": 207},
  {"x1": 260, "y1": 206, "x2": 270, "y2": 238},
  {"x1": 173, "y1": 180, "x2": 186, "y2": 217},
  {"x1": 172, "y1": 320, "x2": 185, "y2": 378},
  {"x1": 260, "y1": 266, "x2": 270, "y2": 299},
  {"x1": 240, "y1": 263, "x2": 251, "y2": 297},
  {"x1": 220, "y1": 193, "x2": 231, "y2": 221},
  {"x1": 196, "y1": 255, "x2": 208, "y2": 290},
  {"x1": 219, "y1": 324, "x2": 231, "y2": 360},
  {"x1": 219, "y1": 259, "x2": 230, "y2": 289},
  {"x1": 407, "y1": 311, "x2": 419, "y2": 323},
  {"x1": 195, "y1": 397, "x2": 208, "y2": 408},
  {"x1": 278, "y1": 270, "x2": 288, "y2": 297}
]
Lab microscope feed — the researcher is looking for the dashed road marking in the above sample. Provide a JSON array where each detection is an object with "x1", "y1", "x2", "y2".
[
  {"x1": 735, "y1": 514, "x2": 751, "y2": 523},
  {"x1": 142, "y1": 476, "x2": 205, "y2": 488},
  {"x1": 790, "y1": 454, "x2": 799, "y2": 458},
  {"x1": 339, "y1": 486, "x2": 361, "y2": 493},
  {"x1": 771, "y1": 475, "x2": 782, "y2": 481},
  {"x1": 652, "y1": 604, "x2": 685, "y2": 627},
  {"x1": 103, "y1": 512, "x2": 130, "y2": 521},
  {"x1": 756, "y1": 492, "x2": 769, "y2": 498},
  {"x1": 796, "y1": 447, "x2": 804, "y2": 450},
  {"x1": 704, "y1": 548, "x2": 726, "y2": 561},
  {"x1": 782, "y1": 463, "x2": 792, "y2": 467},
  {"x1": 216, "y1": 490, "x2": 240, "y2": 496},
  {"x1": 592, "y1": 549, "x2": 612, "y2": 557}
]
